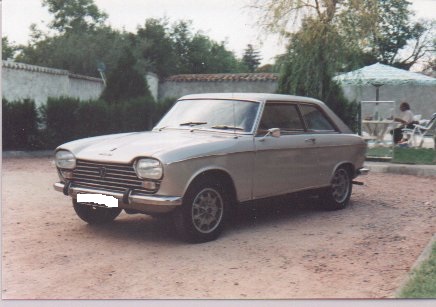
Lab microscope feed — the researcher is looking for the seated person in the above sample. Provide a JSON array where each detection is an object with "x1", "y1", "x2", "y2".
[{"x1": 392, "y1": 102, "x2": 415, "y2": 144}]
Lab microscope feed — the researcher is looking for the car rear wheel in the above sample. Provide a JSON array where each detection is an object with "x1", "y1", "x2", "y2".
[
  {"x1": 322, "y1": 166, "x2": 352, "y2": 210},
  {"x1": 173, "y1": 178, "x2": 228, "y2": 243},
  {"x1": 73, "y1": 200, "x2": 122, "y2": 224}
]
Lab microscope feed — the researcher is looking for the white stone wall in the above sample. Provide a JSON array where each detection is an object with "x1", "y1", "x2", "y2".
[
  {"x1": 2, "y1": 61, "x2": 104, "y2": 106},
  {"x1": 146, "y1": 72, "x2": 159, "y2": 101},
  {"x1": 68, "y1": 74, "x2": 105, "y2": 101}
]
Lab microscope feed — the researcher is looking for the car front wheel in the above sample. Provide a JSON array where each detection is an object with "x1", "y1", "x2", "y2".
[
  {"x1": 322, "y1": 166, "x2": 352, "y2": 210},
  {"x1": 173, "y1": 178, "x2": 228, "y2": 243},
  {"x1": 73, "y1": 200, "x2": 122, "y2": 224}
]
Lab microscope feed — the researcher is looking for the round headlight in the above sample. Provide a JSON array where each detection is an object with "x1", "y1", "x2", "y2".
[
  {"x1": 55, "y1": 150, "x2": 76, "y2": 169},
  {"x1": 135, "y1": 158, "x2": 163, "y2": 180}
]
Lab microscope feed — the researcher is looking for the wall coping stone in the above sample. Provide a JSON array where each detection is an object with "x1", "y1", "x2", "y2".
[{"x1": 2, "y1": 60, "x2": 103, "y2": 83}]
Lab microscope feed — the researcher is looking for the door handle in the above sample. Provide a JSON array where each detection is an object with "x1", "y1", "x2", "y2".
[{"x1": 305, "y1": 138, "x2": 316, "y2": 144}]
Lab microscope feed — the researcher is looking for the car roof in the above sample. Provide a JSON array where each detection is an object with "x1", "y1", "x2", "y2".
[
  {"x1": 179, "y1": 93, "x2": 324, "y2": 105},
  {"x1": 178, "y1": 93, "x2": 353, "y2": 134}
]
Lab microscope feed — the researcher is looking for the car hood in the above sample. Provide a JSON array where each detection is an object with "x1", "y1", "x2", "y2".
[{"x1": 57, "y1": 129, "x2": 251, "y2": 164}]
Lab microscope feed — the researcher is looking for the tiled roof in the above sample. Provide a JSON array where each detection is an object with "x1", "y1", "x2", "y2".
[
  {"x1": 2, "y1": 60, "x2": 104, "y2": 83},
  {"x1": 165, "y1": 73, "x2": 279, "y2": 82},
  {"x1": 334, "y1": 63, "x2": 436, "y2": 85},
  {"x1": 3, "y1": 60, "x2": 68, "y2": 75}
]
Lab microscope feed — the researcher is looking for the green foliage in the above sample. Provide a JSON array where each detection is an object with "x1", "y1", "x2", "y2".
[
  {"x1": 41, "y1": 97, "x2": 156, "y2": 149},
  {"x1": 1, "y1": 97, "x2": 158, "y2": 150},
  {"x1": 399, "y1": 242, "x2": 436, "y2": 298},
  {"x1": 101, "y1": 48, "x2": 153, "y2": 103},
  {"x1": 278, "y1": 19, "x2": 359, "y2": 128},
  {"x1": 242, "y1": 44, "x2": 262, "y2": 72},
  {"x1": 338, "y1": 0, "x2": 435, "y2": 69},
  {"x1": 73, "y1": 99, "x2": 111, "y2": 138},
  {"x1": 2, "y1": 37, "x2": 18, "y2": 60},
  {"x1": 18, "y1": 10, "x2": 245, "y2": 78},
  {"x1": 17, "y1": 26, "x2": 129, "y2": 77},
  {"x1": 253, "y1": 0, "x2": 435, "y2": 71},
  {"x1": 42, "y1": 0, "x2": 107, "y2": 33},
  {"x1": 133, "y1": 18, "x2": 179, "y2": 78},
  {"x1": 115, "y1": 97, "x2": 155, "y2": 132},
  {"x1": 169, "y1": 20, "x2": 244, "y2": 74},
  {"x1": 392, "y1": 147, "x2": 436, "y2": 165},
  {"x1": 42, "y1": 97, "x2": 81, "y2": 147},
  {"x1": 132, "y1": 18, "x2": 245, "y2": 77},
  {"x1": 2, "y1": 99, "x2": 39, "y2": 150}
]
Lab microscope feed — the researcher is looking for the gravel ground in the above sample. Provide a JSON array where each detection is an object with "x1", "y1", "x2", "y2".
[{"x1": 1, "y1": 157, "x2": 435, "y2": 299}]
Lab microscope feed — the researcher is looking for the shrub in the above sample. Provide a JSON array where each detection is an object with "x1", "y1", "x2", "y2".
[
  {"x1": 115, "y1": 96, "x2": 155, "y2": 132},
  {"x1": 41, "y1": 96, "x2": 156, "y2": 149},
  {"x1": 74, "y1": 99, "x2": 111, "y2": 139},
  {"x1": 41, "y1": 97, "x2": 81, "y2": 148},
  {"x1": 152, "y1": 97, "x2": 177, "y2": 126},
  {"x1": 3, "y1": 95, "x2": 162, "y2": 150},
  {"x1": 2, "y1": 99, "x2": 39, "y2": 150}
]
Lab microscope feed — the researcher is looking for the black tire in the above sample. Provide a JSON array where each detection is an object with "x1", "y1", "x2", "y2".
[
  {"x1": 322, "y1": 166, "x2": 352, "y2": 211},
  {"x1": 73, "y1": 200, "x2": 122, "y2": 224},
  {"x1": 173, "y1": 178, "x2": 229, "y2": 243}
]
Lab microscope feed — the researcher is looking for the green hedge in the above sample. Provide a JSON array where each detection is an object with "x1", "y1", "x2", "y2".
[
  {"x1": 2, "y1": 99, "x2": 39, "y2": 150},
  {"x1": 2, "y1": 96, "x2": 173, "y2": 150}
]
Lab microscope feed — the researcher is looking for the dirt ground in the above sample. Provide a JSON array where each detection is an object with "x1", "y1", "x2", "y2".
[{"x1": 1, "y1": 157, "x2": 435, "y2": 299}]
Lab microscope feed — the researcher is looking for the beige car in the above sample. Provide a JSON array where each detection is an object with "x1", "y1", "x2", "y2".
[{"x1": 54, "y1": 93, "x2": 368, "y2": 242}]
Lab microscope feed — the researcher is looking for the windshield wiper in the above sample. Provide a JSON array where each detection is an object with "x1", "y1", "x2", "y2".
[
  {"x1": 179, "y1": 121, "x2": 208, "y2": 127},
  {"x1": 211, "y1": 125, "x2": 244, "y2": 131},
  {"x1": 158, "y1": 126, "x2": 168, "y2": 131}
]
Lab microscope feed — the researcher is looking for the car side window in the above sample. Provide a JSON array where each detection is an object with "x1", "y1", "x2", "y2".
[
  {"x1": 299, "y1": 104, "x2": 336, "y2": 132},
  {"x1": 258, "y1": 103, "x2": 305, "y2": 134}
]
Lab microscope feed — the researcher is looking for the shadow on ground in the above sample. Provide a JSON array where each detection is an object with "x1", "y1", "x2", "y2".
[{"x1": 80, "y1": 194, "x2": 331, "y2": 244}]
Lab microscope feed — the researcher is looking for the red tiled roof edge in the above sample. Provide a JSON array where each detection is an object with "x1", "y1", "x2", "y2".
[{"x1": 165, "y1": 73, "x2": 279, "y2": 82}]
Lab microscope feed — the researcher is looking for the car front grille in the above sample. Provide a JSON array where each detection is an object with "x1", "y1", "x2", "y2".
[{"x1": 72, "y1": 160, "x2": 155, "y2": 195}]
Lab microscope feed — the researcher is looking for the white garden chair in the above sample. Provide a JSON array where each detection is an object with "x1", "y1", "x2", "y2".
[{"x1": 402, "y1": 113, "x2": 436, "y2": 147}]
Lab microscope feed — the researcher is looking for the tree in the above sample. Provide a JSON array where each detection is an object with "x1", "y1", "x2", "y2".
[
  {"x1": 207, "y1": 41, "x2": 245, "y2": 73},
  {"x1": 133, "y1": 19, "x2": 244, "y2": 77},
  {"x1": 101, "y1": 48, "x2": 152, "y2": 103},
  {"x1": 251, "y1": 1, "x2": 359, "y2": 127},
  {"x1": 278, "y1": 18, "x2": 358, "y2": 128},
  {"x1": 242, "y1": 44, "x2": 262, "y2": 72},
  {"x1": 17, "y1": 26, "x2": 129, "y2": 77},
  {"x1": 338, "y1": 0, "x2": 436, "y2": 69},
  {"x1": 252, "y1": 0, "x2": 435, "y2": 70},
  {"x1": 18, "y1": 0, "x2": 126, "y2": 77},
  {"x1": 42, "y1": 0, "x2": 108, "y2": 33},
  {"x1": 132, "y1": 18, "x2": 179, "y2": 78},
  {"x1": 170, "y1": 22, "x2": 244, "y2": 74},
  {"x1": 2, "y1": 37, "x2": 18, "y2": 60}
]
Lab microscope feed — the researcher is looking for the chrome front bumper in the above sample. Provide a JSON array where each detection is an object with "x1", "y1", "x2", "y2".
[{"x1": 54, "y1": 182, "x2": 182, "y2": 212}]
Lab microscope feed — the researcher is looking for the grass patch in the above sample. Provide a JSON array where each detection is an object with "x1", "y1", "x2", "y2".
[
  {"x1": 399, "y1": 242, "x2": 436, "y2": 298},
  {"x1": 366, "y1": 146, "x2": 393, "y2": 158},
  {"x1": 392, "y1": 148, "x2": 436, "y2": 165}
]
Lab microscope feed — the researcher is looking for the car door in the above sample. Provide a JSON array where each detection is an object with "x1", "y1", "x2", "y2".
[
  {"x1": 252, "y1": 102, "x2": 320, "y2": 199},
  {"x1": 298, "y1": 103, "x2": 344, "y2": 186}
]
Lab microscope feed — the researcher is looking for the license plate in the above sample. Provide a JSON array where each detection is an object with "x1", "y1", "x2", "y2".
[{"x1": 77, "y1": 193, "x2": 119, "y2": 208}]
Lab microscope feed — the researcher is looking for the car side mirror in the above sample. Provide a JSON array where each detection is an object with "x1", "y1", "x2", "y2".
[
  {"x1": 269, "y1": 128, "x2": 281, "y2": 138},
  {"x1": 259, "y1": 128, "x2": 281, "y2": 142}
]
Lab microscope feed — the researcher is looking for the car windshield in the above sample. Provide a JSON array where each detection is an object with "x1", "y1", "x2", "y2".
[{"x1": 155, "y1": 99, "x2": 260, "y2": 133}]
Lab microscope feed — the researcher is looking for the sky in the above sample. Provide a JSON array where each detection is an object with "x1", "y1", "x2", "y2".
[{"x1": 1, "y1": 0, "x2": 436, "y2": 65}]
